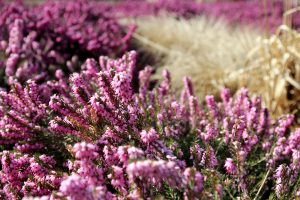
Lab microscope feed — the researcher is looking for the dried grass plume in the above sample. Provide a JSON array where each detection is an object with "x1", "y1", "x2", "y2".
[{"x1": 130, "y1": 16, "x2": 261, "y2": 100}]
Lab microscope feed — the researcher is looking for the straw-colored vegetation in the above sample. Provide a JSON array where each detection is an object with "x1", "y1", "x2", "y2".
[
  {"x1": 131, "y1": 16, "x2": 261, "y2": 100},
  {"x1": 228, "y1": 25, "x2": 300, "y2": 122}
]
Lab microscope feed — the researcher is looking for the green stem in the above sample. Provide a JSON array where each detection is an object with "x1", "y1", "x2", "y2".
[
  {"x1": 215, "y1": 140, "x2": 224, "y2": 156},
  {"x1": 250, "y1": 157, "x2": 266, "y2": 167},
  {"x1": 224, "y1": 186, "x2": 235, "y2": 200}
]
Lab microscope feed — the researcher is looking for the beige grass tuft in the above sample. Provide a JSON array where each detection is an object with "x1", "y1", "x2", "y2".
[{"x1": 130, "y1": 16, "x2": 261, "y2": 100}]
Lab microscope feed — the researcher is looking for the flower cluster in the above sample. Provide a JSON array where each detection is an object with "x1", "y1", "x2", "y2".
[
  {"x1": 0, "y1": 151, "x2": 61, "y2": 199},
  {"x1": 0, "y1": 1, "x2": 134, "y2": 88},
  {"x1": 0, "y1": 50, "x2": 298, "y2": 199}
]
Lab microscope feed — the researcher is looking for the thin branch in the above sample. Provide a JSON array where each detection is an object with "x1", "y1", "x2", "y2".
[
  {"x1": 253, "y1": 169, "x2": 271, "y2": 200},
  {"x1": 132, "y1": 33, "x2": 170, "y2": 54}
]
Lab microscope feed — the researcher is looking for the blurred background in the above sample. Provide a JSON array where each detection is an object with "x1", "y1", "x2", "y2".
[{"x1": 4, "y1": 0, "x2": 300, "y2": 124}]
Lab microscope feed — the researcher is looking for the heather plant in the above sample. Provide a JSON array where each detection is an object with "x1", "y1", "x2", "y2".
[
  {"x1": 0, "y1": 51, "x2": 299, "y2": 199},
  {"x1": 0, "y1": 1, "x2": 134, "y2": 88}
]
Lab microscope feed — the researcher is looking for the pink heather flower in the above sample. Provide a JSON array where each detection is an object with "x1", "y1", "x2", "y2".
[
  {"x1": 15, "y1": 143, "x2": 44, "y2": 153},
  {"x1": 190, "y1": 144, "x2": 203, "y2": 163},
  {"x1": 112, "y1": 71, "x2": 133, "y2": 104},
  {"x1": 73, "y1": 142, "x2": 98, "y2": 160},
  {"x1": 194, "y1": 172, "x2": 204, "y2": 193},
  {"x1": 200, "y1": 123, "x2": 217, "y2": 142},
  {"x1": 59, "y1": 174, "x2": 93, "y2": 200},
  {"x1": 127, "y1": 146, "x2": 144, "y2": 160},
  {"x1": 221, "y1": 88, "x2": 231, "y2": 105},
  {"x1": 274, "y1": 164, "x2": 290, "y2": 198},
  {"x1": 183, "y1": 168, "x2": 204, "y2": 194},
  {"x1": 139, "y1": 66, "x2": 153, "y2": 98},
  {"x1": 0, "y1": 40, "x2": 7, "y2": 50},
  {"x1": 6, "y1": 53, "x2": 19, "y2": 76},
  {"x1": 117, "y1": 146, "x2": 128, "y2": 165},
  {"x1": 216, "y1": 184, "x2": 223, "y2": 198},
  {"x1": 92, "y1": 186, "x2": 116, "y2": 200},
  {"x1": 71, "y1": 143, "x2": 104, "y2": 186},
  {"x1": 39, "y1": 155, "x2": 56, "y2": 166},
  {"x1": 127, "y1": 160, "x2": 183, "y2": 190},
  {"x1": 275, "y1": 115, "x2": 294, "y2": 137},
  {"x1": 183, "y1": 77, "x2": 194, "y2": 97},
  {"x1": 223, "y1": 117, "x2": 231, "y2": 144},
  {"x1": 116, "y1": 145, "x2": 144, "y2": 166},
  {"x1": 102, "y1": 145, "x2": 118, "y2": 167},
  {"x1": 287, "y1": 129, "x2": 300, "y2": 154},
  {"x1": 6, "y1": 19, "x2": 23, "y2": 54},
  {"x1": 257, "y1": 108, "x2": 269, "y2": 134},
  {"x1": 247, "y1": 106, "x2": 258, "y2": 128},
  {"x1": 189, "y1": 96, "x2": 202, "y2": 128},
  {"x1": 108, "y1": 166, "x2": 128, "y2": 195},
  {"x1": 201, "y1": 147, "x2": 218, "y2": 169},
  {"x1": 159, "y1": 70, "x2": 171, "y2": 94},
  {"x1": 140, "y1": 128, "x2": 159, "y2": 145},
  {"x1": 224, "y1": 158, "x2": 237, "y2": 174},
  {"x1": 292, "y1": 150, "x2": 300, "y2": 171},
  {"x1": 205, "y1": 95, "x2": 218, "y2": 118}
]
